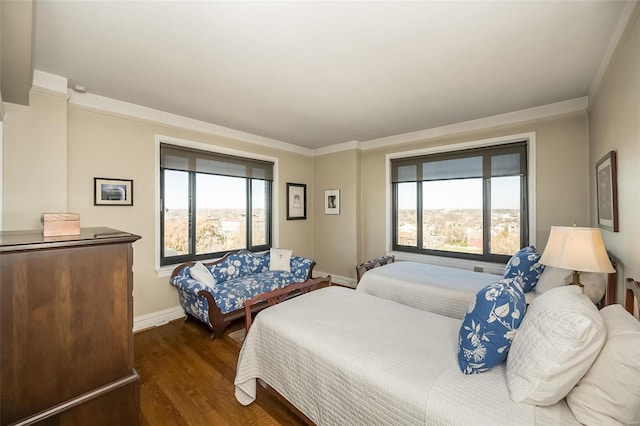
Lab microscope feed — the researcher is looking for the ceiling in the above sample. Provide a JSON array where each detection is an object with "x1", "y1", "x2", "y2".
[{"x1": 33, "y1": 1, "x2": 631, "y2": 149}]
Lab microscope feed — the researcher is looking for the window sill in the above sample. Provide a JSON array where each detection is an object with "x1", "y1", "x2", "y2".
[
  {"x1": 156, "y1": 249, "x2": 271, "y2": 279},
  {"x1": 156, "y1": 265, "x2": 176, "y2": 278}
]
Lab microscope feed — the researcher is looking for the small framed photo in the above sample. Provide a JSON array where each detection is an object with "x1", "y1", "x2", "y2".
[
  {"x1": 595, "y1": 151, "x2": 618, "y2": 232},
  {"x1": 94, "y1": 177, "x2": 134, "y2": 206},
  {"x1": 287, "y1": 182, "x2": 307, "y2": 220},
  {"x1": 324, "y1": 189, "x2": 340, "y2": 215}
]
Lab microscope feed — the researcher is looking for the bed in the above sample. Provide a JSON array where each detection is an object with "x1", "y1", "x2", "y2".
[
  {"x1": 236, "y1": 287, "x2": 587, "y2": 425},
  {"x1": 356, "y1": 261, "x2": 537, "y2": 319},
  {"x1": 235, "y1": 279, "x2": 640, "y2": 426},
  {"x1": 355, "y1": 257, "x2": 618, "y2": 318}
]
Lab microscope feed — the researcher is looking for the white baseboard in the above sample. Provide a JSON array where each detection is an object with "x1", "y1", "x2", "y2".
[
  {"x1": 315, "y1": 270, "x2": 357, "y2": 289},
  {"x1": 133, "y1": 306, "x2": 185, "y2": 333}
]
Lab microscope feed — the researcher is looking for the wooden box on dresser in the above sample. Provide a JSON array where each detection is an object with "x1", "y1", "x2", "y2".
[{"x1": 0, "y1": 227, "x2": 141, "y2": 425}]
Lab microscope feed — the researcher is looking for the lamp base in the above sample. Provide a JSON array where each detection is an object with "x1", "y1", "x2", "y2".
[{"x1": 570, "y1": 271, "x2": 584, "y2": 287}]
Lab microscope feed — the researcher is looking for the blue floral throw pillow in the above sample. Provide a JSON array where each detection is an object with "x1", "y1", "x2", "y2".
[
  {"x1": 458, "y1": 277, "x2": 526, "y2": 374},
  {"x1": 503, "y1": 246, "x2": 544, "y2": 292}
]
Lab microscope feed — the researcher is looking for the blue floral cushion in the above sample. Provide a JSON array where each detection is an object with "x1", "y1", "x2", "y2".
[
  {"x1": 247, "y1": 252, "x2": 270, "y2": 274},
  {"x1": 208, "y1": 253, "x2": 253, "y2": 283},
  {"x1": 458, "y1": 277, "x2": 526, "y2": 374},
  {"x1": 209, "y1": 271, "x2": 306, "y2": 314},
  {"x1": 503, "y1": 246, "x2": 544, "y2": 292}
]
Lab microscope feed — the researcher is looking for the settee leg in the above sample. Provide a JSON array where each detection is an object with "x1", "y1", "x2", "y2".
[{"x1": 210, "y1": 321, "x2": 229, "y2": 340}]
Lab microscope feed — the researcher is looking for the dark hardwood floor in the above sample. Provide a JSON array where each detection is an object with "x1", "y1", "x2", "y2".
[{"x1": 134, "y1": 317, "x2": 305, "y2": 426}]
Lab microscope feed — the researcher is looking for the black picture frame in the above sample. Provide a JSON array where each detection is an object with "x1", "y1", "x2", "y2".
[
  {"x1": 286, "y1": 183, "x2": 306, "y2": 220},
  {"x1": 94, "y1": 177, "x2": 134, "y2": 206},
  {"x1": 595, "y1": 151, "x2": 618, "y2": 232}
]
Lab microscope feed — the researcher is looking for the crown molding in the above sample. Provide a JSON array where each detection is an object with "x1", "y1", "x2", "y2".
[
  {"x1": 589, "y1": 1, "x2": 639, "y2": 99},
  {"x1": 68, "y1": 91, "x2": 313, "y2": 156},
  {"x1": 32, "y1": 70, "x2": 68, "y2": 94},
  {"x1": 31, "y1": 70, "x2": 590, "y2": 157},
  {"x1": 312, "y1": 140, "x2": 361, "y2": 156},
  {"x1": 360, "y1": 97, "x2": 588, "y2": 151},
  {"x1": 30, "y1": 69, "x2": 312, "y2": 156}
]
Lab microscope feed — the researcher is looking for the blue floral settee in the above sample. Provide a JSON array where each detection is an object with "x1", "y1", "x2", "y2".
[{"x1": 170, "y1": 250, "x2": 315, "y2": 339}]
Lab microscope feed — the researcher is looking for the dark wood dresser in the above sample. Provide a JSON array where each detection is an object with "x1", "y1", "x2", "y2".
[{"x1": 0, "y1": 227, "x2": 141, "y2": 425}]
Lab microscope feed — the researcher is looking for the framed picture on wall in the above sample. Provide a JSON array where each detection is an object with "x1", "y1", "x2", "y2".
[
  {"x1": 595, "y1": 151, "x2": 618, "y2": 232},
  {"x1": 324, "y1": 189, "x2": 340, "y2": 215},
  {"x1": 94, "y1": 177, "x2": 134, "y2": 206},
  {"x1": 287, "y1": 182, "x2": 307, "y2": 220}
]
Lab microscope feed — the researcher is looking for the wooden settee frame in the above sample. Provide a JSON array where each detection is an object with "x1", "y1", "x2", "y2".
[{"x1": 170, "y1": 250, "x2": 318, "y2": 339}]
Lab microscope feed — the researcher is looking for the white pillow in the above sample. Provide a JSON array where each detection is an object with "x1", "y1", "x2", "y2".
[
  {"x1": 534, "y1": 266, "x2": 572, "y2": 295},
  {"x1": 567, "y1": 304, "x2": 640, "y2": 425},
  {"x1": 269, "y1": 248, "x2": 292, "y2": 272},
  {"x1": 506, "y1": 285, "x2": 606, "y2": 405},
  {"x1": 535, "y1": 267, "x2": 608, "y2": 304},
  {"x1": 581, "y1": 272, "x2": 608, "y2": 304},
  {"x1": 189, "y1": 261, "x2": 215, "y2": 287}
]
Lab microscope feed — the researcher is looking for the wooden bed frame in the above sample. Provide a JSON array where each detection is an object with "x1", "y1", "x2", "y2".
[
  {"x1": 355, "y1": 255, "x2": 395, "y2": 284},
  {"x1": 243, "y1": 275, "x2": 332, "y2": 331},
  {"x1": 626, "y1": 277, "x2": 640, "y2": 315},
  {"x1": 170, "y1": 250, "x2": 317, "y2": 339}
]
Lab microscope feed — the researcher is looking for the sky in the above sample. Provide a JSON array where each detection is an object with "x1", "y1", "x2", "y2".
[
  {"x1": 165, "y1": 170, "x2": 520, "y2": 211},
  {"x1": 164, "y1": 171, "x2": 266, "y2": 209},
  {"x1": 397, "y1": 176, "x2": 521, "y2": 210}
]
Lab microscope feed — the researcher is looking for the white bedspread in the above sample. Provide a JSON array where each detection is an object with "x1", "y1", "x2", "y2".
[
  {"x1": 356, "y1": 261, "x2": 537, "y2": 319},
  {"x1": 234, "y1": 287, "x2": 577, "y2": 426}
]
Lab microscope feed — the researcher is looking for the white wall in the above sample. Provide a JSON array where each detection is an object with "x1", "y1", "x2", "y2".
[
  {"x1": 2, "y1": 88, "x2": 68, "y2": 230},
  {"x1": 65, "y1": 105, "x2": 315, "y2": 320},
  {"x1": 1, "y1": 92, "x2": 314, "y2": 327},
  {"x1": 359, "y1": 113, "x2": 591, "y2": 265},
  {"x1": 588, "y1": 8, "x2": 640, "y2": 304}
]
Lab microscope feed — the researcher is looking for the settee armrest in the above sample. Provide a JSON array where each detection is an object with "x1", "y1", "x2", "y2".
[
  {"x1": 169, "y1": 268, "x2": 214, "y2": 295},
  {"x1": 290, "y1": 256, "x2": 316, "y2": 281}
]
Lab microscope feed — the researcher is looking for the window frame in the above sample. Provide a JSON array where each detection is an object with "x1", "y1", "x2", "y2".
[
  {"x1": 156, "y1": 136, "x2": 278, "y2": 270},
  {"x1": 386, "y1": 134, "x2": 536, "y2": 267}
]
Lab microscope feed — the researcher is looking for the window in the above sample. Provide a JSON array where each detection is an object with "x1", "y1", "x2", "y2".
[
  {"x1": 160, "y1": 143, "x2": 273, "y2": 266},
  {"x1": 392, "y1": 141, "x2": 528, "y2": 263}
]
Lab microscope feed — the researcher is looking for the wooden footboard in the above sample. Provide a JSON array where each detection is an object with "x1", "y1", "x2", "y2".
[
  {"x1": 243, "y1": 275, "x2": 332, "y2": 332},
  {"x1": 198, "y1": 274, "x2": 326, "y2": 340},
  {"x1": 355, "y1": 255, "x2": 395, "y2": 284}
]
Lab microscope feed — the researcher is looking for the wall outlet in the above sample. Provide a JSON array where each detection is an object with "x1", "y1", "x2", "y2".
[{"x1": 474, "y1": 266, "x2": 484, "y2": 273}]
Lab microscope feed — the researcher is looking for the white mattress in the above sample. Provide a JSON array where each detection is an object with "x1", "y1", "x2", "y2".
[
  {"x1": 234, "y1": 287, "x2": 577, "y2": 426},
  {"x1": 357, "y1": 261, "x2": 536, "y2": 319}
]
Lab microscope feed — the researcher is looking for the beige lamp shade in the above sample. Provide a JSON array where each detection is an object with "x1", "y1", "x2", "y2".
[{"x1": 540, "y1": 226, "x2": 614, "y2": 273}]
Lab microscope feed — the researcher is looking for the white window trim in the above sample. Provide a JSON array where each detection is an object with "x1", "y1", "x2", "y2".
[
  {"x1": 154, "y1": 134, "x2": 279, "y2": 277},
  {"x1": 385, "y1": 132, "x2": 536, "y2": 271}
]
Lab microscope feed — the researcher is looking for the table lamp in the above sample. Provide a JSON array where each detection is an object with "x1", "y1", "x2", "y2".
[{"x1": 539, "y1": 226, "x2": 615, "y2": 287}]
